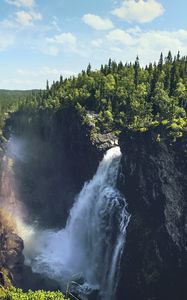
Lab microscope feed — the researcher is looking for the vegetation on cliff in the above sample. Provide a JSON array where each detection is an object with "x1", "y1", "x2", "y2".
[
  {"x1": 7, "y1": 51, "x2": 187, "y2": 142},
  {"x1": 0, "y1": 90, "x2": 39, "y2": 137},
  {"x1": 0, "y1": 287, "x2": 68, "y2": 300}
]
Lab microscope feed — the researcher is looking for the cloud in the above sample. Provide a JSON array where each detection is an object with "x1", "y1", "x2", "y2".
[
  {"x1": 46, "y1": 32, "x2": 77, "y2": 45},
  {"x1": 106, "y1": 29, "x2": 135, "y2": 46},
  {"x1": 15, "y1": 11, "x2": 33, "y2": 26},
  {"x1": 15, "y1": 10, "x2": 42, "y2": 26},
  {"x1": 51, "y1": 16, "x2": 61, "y2": 33},
  {"x1": 38, "y1": 33, "x2": 77, "y2": 57},
  {"x1": 42, "y1": 46, "x2": 60, "y2": 56},
  {"x1": 91, "y1": 39, "x2": 103, "y2": 48},
  {"x1": 9, "y1": 67, "x2": 77, "y2": 89},
  {"x1": 82, "y1": 14, "x2": 114, "y2": 30},
  {"x1": 5, "y1": 0, "x2": 35, "y2": 8},
  {"x1": 105, "y1": 28, "x2": 187, "y2": 64},
  {"x1": 112, "y1": 0, "x2": 164, "y2": 23}
]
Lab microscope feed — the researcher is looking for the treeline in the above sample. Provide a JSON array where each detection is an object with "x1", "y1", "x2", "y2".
[
  {"x1": 4, "y1": 52, "x2": 187, "y2": 140},
  {"x1": 0, "y1": 90, "x2": 39, "y2": 136}
]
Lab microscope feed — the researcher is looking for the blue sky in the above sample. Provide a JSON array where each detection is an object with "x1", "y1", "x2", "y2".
[{"x1": 0, "y1": 0, "x2": 187, "y2": 90}]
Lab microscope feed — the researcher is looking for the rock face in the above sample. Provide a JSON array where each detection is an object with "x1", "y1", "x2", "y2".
[
  {"x1": 4, "y1": 108, "x2": 187, "y2": 299},
  {"x1": 0, "y1": 212, "x2": 24, "y2": 287},
  {"x1": 4, "y1": 109, "x2": 117, "y2": 228},
  {"x1": 117, "y1": 130, "x2": 187, "y2": 300}
]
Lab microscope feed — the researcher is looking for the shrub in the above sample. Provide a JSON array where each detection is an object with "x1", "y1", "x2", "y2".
[{"x1": 0, "y1": 287, "x2": 69, "y2": 300}]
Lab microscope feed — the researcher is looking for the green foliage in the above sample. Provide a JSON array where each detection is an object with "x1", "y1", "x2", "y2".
[
  {"x1": 2, "y1": 52, "x2": 187, "y2": 141},
  {"x1": 0, "y1": 287, "x2": 69, "y2": 300},
  {"x1": 0, "y1": 90, "x2": 40, "y2": 136}
]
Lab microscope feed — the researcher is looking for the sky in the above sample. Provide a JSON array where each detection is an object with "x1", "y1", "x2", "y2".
[{"x1": 0, "y1": 0, "x2": 187, "y2": 90}]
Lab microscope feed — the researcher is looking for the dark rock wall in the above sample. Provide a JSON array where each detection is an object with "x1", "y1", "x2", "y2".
[
  {"x1": 5, "y1": 108, "x2": 115, "y2": 228},
  {"x1": 117, "y1": 131, "x2": 187, "y2": 300}
]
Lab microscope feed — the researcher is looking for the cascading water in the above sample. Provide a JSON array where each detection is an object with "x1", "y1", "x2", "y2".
[
  {"x1": 27, "y1": 146, "x2": 130, "y2": 300},
  {"x1": 0, "y1": 136, "x2": 130, "y2": 300}
]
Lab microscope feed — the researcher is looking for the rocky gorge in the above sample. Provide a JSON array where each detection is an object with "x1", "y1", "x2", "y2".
[{"x1": 0, "y1": 109, "x2": 187, "y2": 300}]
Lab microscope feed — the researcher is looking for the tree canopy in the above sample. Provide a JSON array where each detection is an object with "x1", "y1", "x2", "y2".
[{"x1": 2, "y1": 52, "x2": 187, "y2": 141}]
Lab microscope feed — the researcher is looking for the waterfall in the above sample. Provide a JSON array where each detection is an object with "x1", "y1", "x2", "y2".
[
  {"x1": 28, "y1": 146, "x2": 130, "y2": 300},
  {"x1": 0, "y1": 137, "x2": 130, "y2": 299}
]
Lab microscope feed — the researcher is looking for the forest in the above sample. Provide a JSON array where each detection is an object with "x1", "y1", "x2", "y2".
[{"x1": 1, "y1": 51, "x2": 186, "y2": 142}]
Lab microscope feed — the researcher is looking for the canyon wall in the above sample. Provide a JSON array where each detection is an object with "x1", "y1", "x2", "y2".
[{"x1": 117, "y1": 129, "x2": 187, "y2": 300}]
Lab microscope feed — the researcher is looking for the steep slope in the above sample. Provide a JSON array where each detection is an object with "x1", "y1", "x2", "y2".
[{"x1": 117, "y1": 129, "x2": 187, "y2": 300}]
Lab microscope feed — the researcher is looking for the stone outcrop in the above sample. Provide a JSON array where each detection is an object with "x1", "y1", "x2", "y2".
[
  {"x1": 117, "y1": 130, "x2": 187, "y2": 300},
  {"x1": 0, "y1": 211, "x2": 24, "y2": 287}
]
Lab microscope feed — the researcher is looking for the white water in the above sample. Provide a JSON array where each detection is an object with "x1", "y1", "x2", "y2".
[
  {"x1": 0, "y1": 137, "x2": 130, "y2": 300},
  {"x1": 27, "y1": 146, "x2": 130, "y2": 299}
]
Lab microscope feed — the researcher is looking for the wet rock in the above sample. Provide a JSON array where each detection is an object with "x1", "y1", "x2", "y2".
[{"x1": 94, "y1": 133, "x2": 118, "y2": 151}]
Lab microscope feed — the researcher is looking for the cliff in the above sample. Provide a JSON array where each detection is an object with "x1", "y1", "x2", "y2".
[
  {"x1": 0, "y1": 139, "x2": 24, "y2": 288},
  {"x1": 117, "y1": 129, "x2": 187, "y2": 300},
  {"x1": 0, "y1": 210, "x2": 24, "y2": 287},
  {"x1": 1, "y1": 109, "x2": 187, "y2": 299},
  {"x1": 4, "y1": 108, "x2": 117, "y2": 228}
]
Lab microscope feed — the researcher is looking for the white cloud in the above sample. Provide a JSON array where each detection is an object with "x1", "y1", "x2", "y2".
[
  {"x1": 82, "y1": 14, "x2": 114, "y2": 30},
  {"x1": 38, "y1": 33, "x2": 78, "y2": 57},
  {"x1": 46, "y1": 33, "x2": 77, "y2": 45},
  {"x1": 106, "y1": 29, "x2": 135, "y2": 46},
  {"x1": 15, "y1": 10, "x2": 42, "y2": 26},
  {"x1": 112, "y1": 0, "x2": 164, "y2": 23},
  {"x1": 30, "y1": 11, "x2": 42, "y2": 21},
  {"x1": 126, "y1": 26, "x2": 141, "y2": 34},
  {"x1": 51, "y1": 16, "x2": 61, "y2": 33},
  {"x1": 105, "y1": 28, "x2": 187, "y2": 64},
  {"x1": 110, "y1": 46, "x2": 123, "y2": 53},
  {"x1": 5, "y1": 0, "x2": 35, "y2": 8},
  {"x1": 91, "y1": 39, "x2": 103, "y2": 48},
  {"x1": 16, "y1": 11, "x2": 33, "y2": 26}
]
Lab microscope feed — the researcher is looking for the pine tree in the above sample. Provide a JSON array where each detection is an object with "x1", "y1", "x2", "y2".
[
  {"x1": 134, "y1": 56, "x2": 140, "y2": 87},
  {"x1": 87, "y1": 63, "x2": 92, "y2": 75},
  {"x1": 46, "y1": 80, "x2": 49, "y2": 91},
  {"x1": 158, "y1": 52, "x2": 163, "y2": 71}
]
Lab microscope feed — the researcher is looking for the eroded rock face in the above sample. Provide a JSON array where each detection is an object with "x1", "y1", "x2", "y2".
[
  {"x1": 0, "y1": 217, "x2": 24, "y2": 286},
  {"x1": 117, "y1": 130, "x2": 187, "y2": 300}
]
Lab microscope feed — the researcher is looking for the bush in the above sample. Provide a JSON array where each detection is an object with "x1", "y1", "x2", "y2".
[{"x1": 0, "y1": 287, "x2": 69, "y2": 300}]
